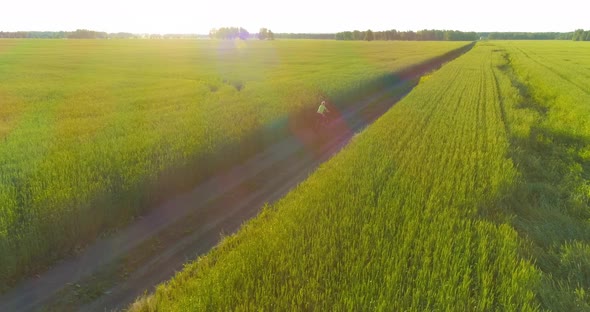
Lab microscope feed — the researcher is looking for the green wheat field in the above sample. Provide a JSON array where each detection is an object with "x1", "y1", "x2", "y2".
[
  {"x1": 1, "y1": 38, "x2": 590, "y2": 311},
  {"x1": 0, "y1": 39, "x2": 466, "y2": 290},
  {"x1": 131, "y1": 41, "x2": 590, "y2": 311}
]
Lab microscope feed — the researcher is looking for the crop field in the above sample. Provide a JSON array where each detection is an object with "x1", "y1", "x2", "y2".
[
  {"x1": 491, "y1": 40, "x2": 590, "y2": 310},
  {"x1": 0, "y1": 39, "x2": 468, "y2": 289},
  {"x1": 131, "y1": 41, "x2": 590, "y2": 311}
]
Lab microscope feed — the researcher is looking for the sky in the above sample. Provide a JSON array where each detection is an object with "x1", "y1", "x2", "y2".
[{"x1": 1, "y1": 0, "x2": 588, "y2": 34}]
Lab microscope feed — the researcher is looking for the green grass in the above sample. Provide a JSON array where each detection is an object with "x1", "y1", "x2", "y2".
[
  {"x1": 130, "y1": 43, "x2": 547, "y2": 311},
  {"x1": 0, "y1": 39, "x2": 469, "y2": 290},
  {"x1": 491, "y1": 40, "x2": 590, "y2": 310}
]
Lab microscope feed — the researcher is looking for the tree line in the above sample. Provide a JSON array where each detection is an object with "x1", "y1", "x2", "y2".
[
  {"x1": 335, "y1": 29, "x2": 479, "y2": 41},
  {"x1": 572, "y1": 29, "x2": 590, "y2": 41},
  {"x1": 483, "y1": 32, "x2": 573, "y2": 40},
  {"x1": 273, "y1": 33, "x2": 334, "y2": 40},
  {"x1": 209, "y1": 27, "x2": 250, "y2": 40},
  {"x1": 208, "y1": 27, "x2": 275, "y2": 40},
  {"x1": 482, "y1": 31, "x2": 590, "y2": 41},
  {"x1": 0, "y1": 29, "x2": 109, "y2": 39},
  {"x1": 2, "y1": 28, "x2": 588, "y2": 41},
  {"x1": 0, "y1": 29, "x2": 205, "y2": 39}
]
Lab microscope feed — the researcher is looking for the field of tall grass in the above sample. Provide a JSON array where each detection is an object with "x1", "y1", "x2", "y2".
[
  {"x1": 0, "y1": 39, "x2": 469, "y2": 290},
  {"x1": 492, "y1": 40, "x2": 590, "y2": 310},
  {"x1": 131, "y1": 43, "x2": 549, "y2": 311}
]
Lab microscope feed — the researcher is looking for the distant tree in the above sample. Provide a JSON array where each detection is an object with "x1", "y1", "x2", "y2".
[
  {"x1": 364, "y1": 29, "x2": 374, "y2": 41},
  {"x1": 335, "y1": 31, "x2": 353, "y2": 40},
  {"x1": 258, "y1": 28, "x2": 268, "y2": 40},
  {"x1": 417, "y1": 29, "x2": 437, "y2": 40},
  {"x1": 257, "y1": 28, "x2": 274, "y2": 40},
  {"x1": 209, "y1": 27, "x2": 250, "y2": 40},
  {"x1": 352, "y1": 30, "x2": 362, "y2": 40},
  {"x1": 400, "y1": 31, "x2": 416, "y2": 40},
  {"x1": 239, "y1": 27, "x2": 249, "y2": 40},
  {"x1": 209, "y1": 28, "x2": 217, "y2": 39},
  {"x1": 110, "y1": 32, "x2": 137, "y2": 39},
  {"x1": 67, "y1": 29, "x2": 107, "y2": 39},
  {"x1": 386, "y1": 29, "x2": 399, "y2": 40},
  {"x1": 558, "y1": 32, "x2": 574, "y2": 40},
  {"x1": 573, "y1": 29, "x2": 584, "y2": 41}
]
